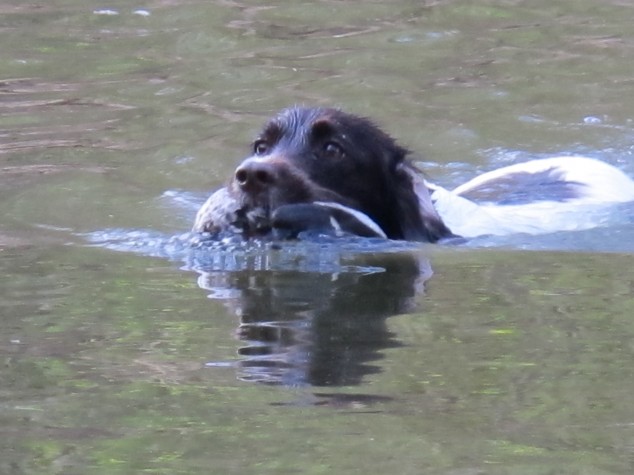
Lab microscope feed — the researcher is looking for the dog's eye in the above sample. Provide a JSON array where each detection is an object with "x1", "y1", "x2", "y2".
[
  {"x1": 253, "y1": 140, "x2": 269, "y2": 156},
  {"x1": 323, "y1": 141, "x2": 344, "y2": 159}
]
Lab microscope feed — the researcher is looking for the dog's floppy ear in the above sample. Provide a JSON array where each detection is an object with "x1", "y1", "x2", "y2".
[{"x1": 393, "y1": 162, "x2": 454, "y2": 242}]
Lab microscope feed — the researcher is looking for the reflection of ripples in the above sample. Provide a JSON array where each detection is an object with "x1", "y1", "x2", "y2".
[
  {"x1": 83, "y1": 228, "x2": 420, "y2": 273},
  {"x1": 84, "y1": 228, "x2": 432, "y2": 388},
  {"x1": 197, "y1": 252, "x2": 431, "y2": 388}
]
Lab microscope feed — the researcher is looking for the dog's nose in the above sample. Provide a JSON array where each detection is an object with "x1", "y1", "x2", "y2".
[{"x1": 234, "y1": 158, "x2": 276, "y2": 191}]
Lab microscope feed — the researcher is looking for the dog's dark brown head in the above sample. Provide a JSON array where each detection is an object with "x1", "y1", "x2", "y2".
[{"x1": 194, "y1": 107, "x2": 453, "y2": 242}]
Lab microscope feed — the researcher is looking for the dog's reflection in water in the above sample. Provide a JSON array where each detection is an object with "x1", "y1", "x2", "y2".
[{"x1": 197, "y1": 250, "x2": 430, "y2": 390}]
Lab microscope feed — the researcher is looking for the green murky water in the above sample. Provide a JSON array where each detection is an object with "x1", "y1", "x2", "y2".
[{"x1": 2, "y1": 1, "x2": 634, "y2": 474}]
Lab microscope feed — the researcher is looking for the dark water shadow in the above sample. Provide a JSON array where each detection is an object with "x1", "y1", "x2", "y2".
[
  {"x1": 86, "y1": 230, "x2": 432, "y2": 393},
  {"x1": 198, "y1": 250, "x2": 431, "y2": 388}
]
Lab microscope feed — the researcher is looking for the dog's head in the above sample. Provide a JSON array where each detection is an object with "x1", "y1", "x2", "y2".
[{"x1": 196, "y1": 107, "x2": 452, "y2": 241}]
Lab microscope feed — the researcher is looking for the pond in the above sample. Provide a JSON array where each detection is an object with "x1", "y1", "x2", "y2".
[{"x1": 2, "y1": 1, "x2": 634, "y2": 474}]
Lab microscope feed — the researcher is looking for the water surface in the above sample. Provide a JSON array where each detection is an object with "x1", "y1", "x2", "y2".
[{"x1": 2, "y1": 1, "x2": 634, "y2": 474}]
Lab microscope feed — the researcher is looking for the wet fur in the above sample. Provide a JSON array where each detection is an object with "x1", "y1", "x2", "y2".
[
  {"x1": 193, "y1": 107, "x2": 634, "y2": 241},
  {"x1": 193, "y1": 107, "x2": 452, "y2": 242}
]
